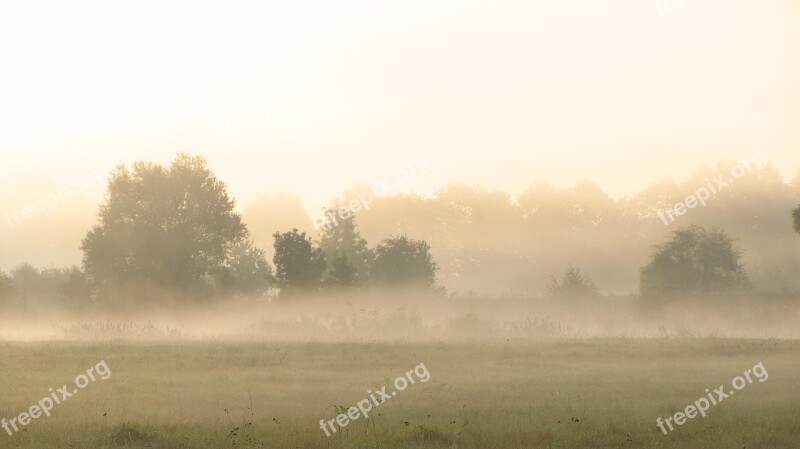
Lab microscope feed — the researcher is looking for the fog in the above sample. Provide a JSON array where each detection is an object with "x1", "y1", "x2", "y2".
[
  {"x1": 3, "y1": 155, "x2": 800, "y2": 295},
  {"x1": 3, "y1": 3, "x2": 800, "y2": 447},
  {"x1": 2, "y1": 291, "x2": 799, "y2": 342}
]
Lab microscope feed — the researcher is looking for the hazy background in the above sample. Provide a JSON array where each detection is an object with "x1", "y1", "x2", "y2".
[
  {"x1": 1, "y1": 0, "x2": 799, "y2": 317},
  {"x1": 2, "y1": 0, "x2": 800, "y2": 290},
  {"x1": 2, "y1": 3, "x2": 800, "y2": 449},
  {"x1": 2, "y1": 0, "x2": 799, "y2": 207}
]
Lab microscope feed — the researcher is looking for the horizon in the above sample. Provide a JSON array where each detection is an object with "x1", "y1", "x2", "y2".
[
  {"x1": 1, "y1": 2, "x2": 800, "y2": 448},
  {"x1": 2, "y1": 0, "x2": 799, "y2": 209}
]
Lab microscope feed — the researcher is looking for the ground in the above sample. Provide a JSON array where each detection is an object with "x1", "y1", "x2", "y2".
[{"x1": 0, "y1": 339, "x2": 798, "y2": 448}]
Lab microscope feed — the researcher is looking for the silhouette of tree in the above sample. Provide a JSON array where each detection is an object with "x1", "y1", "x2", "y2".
[
  {"x1": 272, "y1": 229, "x2": 326, "y2": 295},
  {"x1": 325, "y1": 254, "x2": 357, "y2": 288},
  {"x1": 81, "y1": 154, "x2": 257, "y2": 299},
  {"x1": 220, "y1": 238, "x2": 274, "y2": 296},
  {"x1": 640, "y1": 226, "x2": 749, "y2": 297},
  {"x1": 318, "y1": 208, "x2": 372, "y2": 284},
  {"x1": 371, "y1": 235, "x2": 438, "y2": 291},
  {"x1": 0, "y1": 265, "x2": 89, "y2": 307},
  {"x1": 549, "y1": 265, "x2": 599, "y2": 299},
  {"x1": 793, "y1": 205, "x2": 800, "y2": 235},
  {"x1": 0, "y1": 270, "x2": 13, "y2": 301},
  {"x1": 59, "y1": 267, "x2": 93, "y2": 306},
  {"x1": 241, "y1": 193, "x2": 316, "y2": 261}
]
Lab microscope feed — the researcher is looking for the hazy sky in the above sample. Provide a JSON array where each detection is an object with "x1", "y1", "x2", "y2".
[{"x1": 1, "y1": 0, "x2": 798, "y2": 211}]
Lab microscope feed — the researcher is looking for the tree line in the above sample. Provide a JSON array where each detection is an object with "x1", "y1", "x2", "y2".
[
  {"x1": 1, "y1": 154, "x2": 440, "y2": 306},
  {"x1": 2, "y1": 154, "x2": 800, "y2": 307}
]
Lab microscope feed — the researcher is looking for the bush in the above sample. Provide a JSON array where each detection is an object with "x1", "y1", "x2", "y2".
[
  {"x1": 549, "y1": 265, "x2": 599, "y2": 299},
  {"x1": 371, "y1": 235, "x2": 439, "y2": 291},
  {"x1": 0, "y1": 270, "x2": 13, "y2": 302},
  {"x1": 272, "y1": 229, "x2": 326, "y2": 295},
  {"x1": 640, "y1": 225, "x2": 750, "y2": 297}
]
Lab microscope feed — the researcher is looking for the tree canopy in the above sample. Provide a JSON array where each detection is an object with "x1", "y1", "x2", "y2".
[
  {"x1": 272, "y1": 229, "x2": 326, "y2": 294},
  {"x1": 81, "y1": 154, "x2": 264, "y2": 299},
  {"x1": 371, "y1": 235, "x2": 438, "y2": 291},
  {"x1": 0, "y1": 270, "x2": 13, "y2": 301},
  {"x1": 793, "y1": 205, "x2": 800, "y2": 235},
  {"x1": 640, "y1": 225, "x2": 749, "y2": 297},
  {"x1": 549, "y1": 265, "x2": 599, "y2": 299},
  {"x1": 318, "y1": 208, "x2": 373, "y2": 284}
]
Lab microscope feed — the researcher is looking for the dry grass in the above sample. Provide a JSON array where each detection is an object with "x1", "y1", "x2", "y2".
[{"x1": 0, "y1": 339, "x2": 798, "y2": 448}]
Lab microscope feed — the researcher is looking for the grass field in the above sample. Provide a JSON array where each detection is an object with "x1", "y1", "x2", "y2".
[{"x1": 1, "y1": 339, "x2": 799, "y2": 448}]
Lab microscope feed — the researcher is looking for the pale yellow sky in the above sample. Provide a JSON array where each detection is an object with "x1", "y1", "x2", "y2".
[{"x1": 1, "y1": 0, "x2": 798, "y2": 211}]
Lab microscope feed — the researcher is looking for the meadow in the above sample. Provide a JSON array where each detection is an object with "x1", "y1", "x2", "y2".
[{"x1": 1, "y1": 338, "x2": 798, "y2": 449}]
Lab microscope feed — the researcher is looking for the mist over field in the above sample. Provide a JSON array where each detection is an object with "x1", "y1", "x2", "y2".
[
  {"x1": 2, "y1": 1, "x2": 800, "y2": 448},
  {"x1": 3, "y1": 153, "x2": 800, "y2": 342}
]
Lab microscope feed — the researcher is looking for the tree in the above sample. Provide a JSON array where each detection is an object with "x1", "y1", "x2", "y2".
[
  {"x1": 59, "y1": 267, "x2": 93, "y2": 306},
  {"x1": 81, "y1": 154, "x2": 254, "y2": 299},
  {"x1": 793, "y1": 205, "x2": 800, "y2": 235},
  {"x1": 549, "y1": 265, "x2": 599, "y2": 299},
  {"x1": 10, "y1": 264, "x2": 49, "y2": 304},
  {"x1": 272, "y1": 229, "x2": 326, "y2": 294},
  {"x1": 241, "y1": 193, "x2": 316, "y2": 261},
  {"x1": 220, "y1": 238, "x2": 274, "y2": 296},
  {"x1": 318, "y1": 208, "x2": 372, "y2": 284},
  {"x1": 371, "y1": 235, "x2": 438, "y2": 291},
  {"x1": 640, "y1": 225, "x2": 749, "y2": 297},
  {"x1": 0, "y1": 270, "x2": 13, "y2": 302},
  {"x1": 4, "y1": 265, "x2": 84, "y2": 306},
  {"x1": 325, "y1": 255, "x2": 357, "y2": 288}
]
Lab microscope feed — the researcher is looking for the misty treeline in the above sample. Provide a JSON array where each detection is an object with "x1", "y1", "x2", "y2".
[
  {"x1": 1, "y1": 154, "x2": 800, "y2": 311},
  {"x1": 305, "y1": 163, "x2": 800, "y2": 297},
  {"x1": 0, "y1": 155, "x2": 440, "y2": 308}
]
